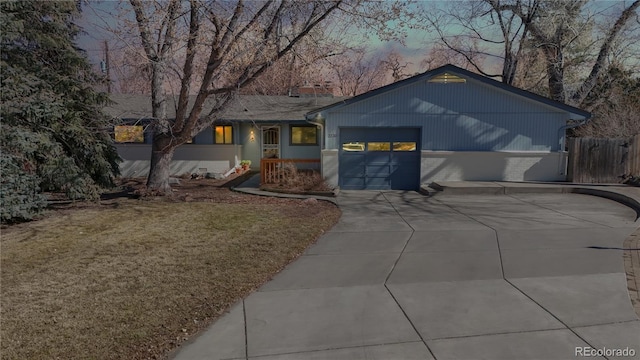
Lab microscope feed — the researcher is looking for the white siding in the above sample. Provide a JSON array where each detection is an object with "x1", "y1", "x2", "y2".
[
  {"x1": 420, "y1": 151, "x2": 567, "y2": 183},
  {"x1": 116, "y1": 144, "x2": 241, "y2": 177}
]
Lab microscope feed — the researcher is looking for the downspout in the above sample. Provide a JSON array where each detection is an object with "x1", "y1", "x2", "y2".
[
  {"x1": 305, "y1": 113, "x2": 325, "y2": 150},
  {"x1": 234, "y1": 122, "x2": 241, "y2": 169},
  {"x1": 558, "y1": 116, "x2": 591, "y2": 177}
]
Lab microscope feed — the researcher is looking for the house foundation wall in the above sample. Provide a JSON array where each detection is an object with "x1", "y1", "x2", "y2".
[
  {"x1": 420, "y1": 151, "x2": 567, "y2": 184},
  {"x1": 321, "y1": 149, "x2": 339, "y2": 188},
  {"x1": 321, "y1": 150, "x2": 566, "y2": 189},
  {"x1": 116, "y1": 144, "x2": 242, "y2": 178}
]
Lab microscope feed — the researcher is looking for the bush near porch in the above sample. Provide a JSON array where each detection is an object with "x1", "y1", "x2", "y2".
[{"x1": 260, "y1": 159, "x2": 332, "y2": 193}]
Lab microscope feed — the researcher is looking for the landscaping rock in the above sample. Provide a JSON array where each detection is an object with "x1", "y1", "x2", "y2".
[{"x1": 169, "y1": 177, "x2": 181, "y2": 185}]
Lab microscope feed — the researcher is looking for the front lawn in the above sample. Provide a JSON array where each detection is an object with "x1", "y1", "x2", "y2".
[{"x1": 1, "y1": 192, "x2": 340, "y2": 359}]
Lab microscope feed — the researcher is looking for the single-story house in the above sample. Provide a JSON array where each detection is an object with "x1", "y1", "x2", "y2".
[
  {"x1": 108, "y1": 64, "x2": 591, "y2": 190},
  {"x1": 306, "y1": 64, "x2": 591, "y2": 190},
  {"x1": 106, "y1": 89, "x2": 342, "y2": 178}
]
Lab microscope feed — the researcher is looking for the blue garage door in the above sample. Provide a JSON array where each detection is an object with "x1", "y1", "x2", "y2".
[{"x1": 340, "y1": 128, "x2": 420, "y2": 190}]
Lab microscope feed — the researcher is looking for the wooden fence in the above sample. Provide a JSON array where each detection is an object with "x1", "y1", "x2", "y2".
[
  {"x1": 567, "y1": 135, "x2": 639, "y2": 183},
  {"x1": 260, "y1": 158, "x2": 321, "y2": 184},
  {"x1": 631, "y1": 135, "x2": 640, "y2": 176}
]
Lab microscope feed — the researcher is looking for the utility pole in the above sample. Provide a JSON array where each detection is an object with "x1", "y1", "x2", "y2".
[{"x1": 102, "y1": 40, "x2": 111, "y2": 94}]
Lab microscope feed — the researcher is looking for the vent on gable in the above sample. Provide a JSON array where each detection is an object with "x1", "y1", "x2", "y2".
[{"x1": 428, "y1": 72, "x2": 466, "y2": 84}]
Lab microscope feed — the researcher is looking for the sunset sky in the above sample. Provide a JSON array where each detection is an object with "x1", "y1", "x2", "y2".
[
  {"x1": 75, "y1": 1, "x2": 637, "y2": 86},
  {"x1": 76, "y1": 0, "x2": 440, "y2": 74}
]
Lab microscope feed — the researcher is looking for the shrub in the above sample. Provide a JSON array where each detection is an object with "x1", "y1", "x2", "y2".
[
  {"x1": 0, "y1": 1, "x2": 121, "y2": 222},
  {"x1": 268, "y1": 163, "x2": 331, "y2": 191},
  {"x1": 0, "y1": 153, "x2": 47, "y2": 223}
]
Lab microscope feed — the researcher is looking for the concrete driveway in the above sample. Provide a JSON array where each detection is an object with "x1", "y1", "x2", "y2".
[{"x1": 174, "y1": 191, "x2": 640, "y2": 360}]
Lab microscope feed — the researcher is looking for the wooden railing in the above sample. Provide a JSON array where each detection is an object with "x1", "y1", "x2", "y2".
[{"x1": 260, "y1": 158, "x2": 321, "y2": 184}]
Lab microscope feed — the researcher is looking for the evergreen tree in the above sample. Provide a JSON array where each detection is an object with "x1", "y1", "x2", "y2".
[{"x1": 1, "y1": 1, "x2": 120, "y2": 222}]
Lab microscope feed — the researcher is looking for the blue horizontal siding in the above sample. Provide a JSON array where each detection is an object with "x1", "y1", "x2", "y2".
[
  {"x1": 326, "y1": 113, "x2": 565, "y2": 151},
  {"x1": 338, "y1": 79, "x2": 563, "y2": 114},
  {"x1": 324, "y1": 77, "x2": 568, "y2": 152}
]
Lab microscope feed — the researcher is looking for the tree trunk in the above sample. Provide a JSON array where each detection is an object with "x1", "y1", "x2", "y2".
[
  {"x1": 146, "y1": 138, "x2": 174, "y2": 194},
  {"x1": 502, "y1": 52, "x2": 517, "y2": 85},
  {"x1": 547, "y1": 64, "x2": 566, "y2": 103},
  {"x1": 146, "y1": 59, "x2": 173, "y2": 193},
  {"x1": 543, "y1": 46, "x2": 566, "y2": 103}
]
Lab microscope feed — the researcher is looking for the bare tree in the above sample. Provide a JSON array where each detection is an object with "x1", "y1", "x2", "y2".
[
  {"x1": 240, "y1": 30, "x2": 344, "y2": 95},
  {"x1": 421, "y1": 40, "x2": 488, "y2": 72},
  {"x1": 120, "y1": 0, "x2": 407, "y2": 193},
  {"x1": 495, "y1": 0, "x2": 640, "y2": 105},
  {"x1": 574, "y1": 65, "x2": 640, "y2": 138},
  {"x1": 380, "y1": 49, "x2": 411, "y2": 82},
  {"x1": 423, "y1": 0, "x2": 640, "y2": 107},
  {"x1": 325, "y1": 47, "x2": 387, "y2": 96},
  {"x1": 423, "y1": 0, "x2": 534, "y2": 84},
  {"x1": 108, "y1": 44, "x2": 152, "y2": 94}
]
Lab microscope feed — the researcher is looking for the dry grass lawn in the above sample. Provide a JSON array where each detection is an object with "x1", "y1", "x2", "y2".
[{"x1": 1, "y1": 194, "x2": 340, "y2": 359}]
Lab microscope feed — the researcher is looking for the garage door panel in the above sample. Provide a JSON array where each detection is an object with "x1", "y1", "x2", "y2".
[
  {"x1": 340, "y1": 155, "x2": 364, "y2": 167},
  {"x1": 341, "y1": 177, "x2": 366, "y2": 189},
  {"x1": 340, "y1": 128, "x2": 420, "y2": 190},
  {"x1": 366, "y1": 165, "x2": 392, "y2": 178},
  {"x1": 394, "y1": 153, "x2": 420, "y2": 165},
  {"x1": 366, "y1": 152, "x2": 391, "y2": 162},
  {"x1": 342, "y1": 169, "x2": 365, "y2": 178},
  {"x1": 340, "y1": 155, "x2": 364, "y2": 177},
  {"x1": 341, "y1": 129, "x2": 419, "y2": 142},
  {"x1": 366, "y1": 177, "x2": 391, "y2": 189},
  {"x1": 391, "y1": 169, "x2": 419, "y2": 187}
]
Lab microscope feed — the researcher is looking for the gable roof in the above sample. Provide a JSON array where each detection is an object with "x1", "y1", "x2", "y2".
[
  {"x1": 105, "y1": 94, "x2": 345, "y2": 121},
  {"x1": 306, "y1": 64, "x2": 591, "y2": 120}
]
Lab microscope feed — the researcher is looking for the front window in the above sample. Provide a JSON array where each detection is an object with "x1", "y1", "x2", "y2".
[
  {"x1": 114, "y1": 125, "x2": 144, "y2": 143},
  {"x1": 291, "y1": 125, "x2": 318, "y2": 145},
  {"x1": 214, "y1": 125, "x2": 233, "y2": 144}
]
